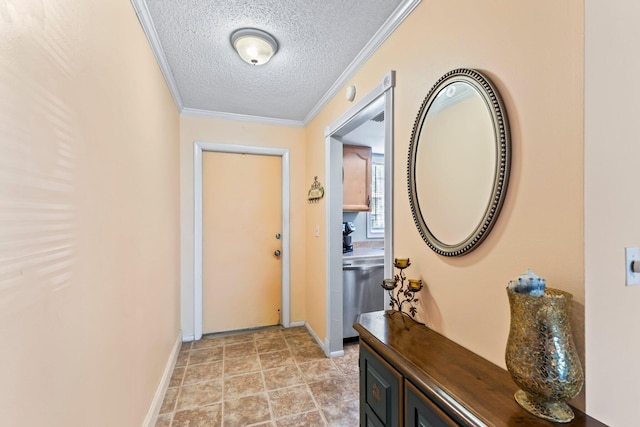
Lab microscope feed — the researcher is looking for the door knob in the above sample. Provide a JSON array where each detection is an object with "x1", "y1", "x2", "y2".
[
  {"x1": 275, "y1": 233, "x2": 281, "y2": 239},
  {"x1": 274, "y1": 250, "x2": 281, "y2": 257}
]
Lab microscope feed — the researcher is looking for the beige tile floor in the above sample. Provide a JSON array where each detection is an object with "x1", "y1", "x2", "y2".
[{"x1": 156, "y1": 326, "x2": 360, "y2": 427}]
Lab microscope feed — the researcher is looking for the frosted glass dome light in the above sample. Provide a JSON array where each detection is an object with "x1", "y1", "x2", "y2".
[{"x1": 231, "y1": 28, "x2": 278, "y2": 65}]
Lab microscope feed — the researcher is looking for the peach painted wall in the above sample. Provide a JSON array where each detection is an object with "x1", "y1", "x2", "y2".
[
  {"x1": 306, "y1": 0, "x2": 585, "y2": 407},
  {"x1": 303, "y1": 127, "x2": 328, "y2": 340},
  {"x1": 179, "y1": 116, "x2": 307, "y2": 338},
  {"x1": 0, "y1": 1, "x2": 180, "y2": 426},
  {"x1": 585, "y1": 0, "x2": 640, "y2": 424}
]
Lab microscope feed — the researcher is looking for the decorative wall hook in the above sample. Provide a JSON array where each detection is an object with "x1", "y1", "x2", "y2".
[{"x1": 307, "y1": 176, "x2": 324, "y2": 203}]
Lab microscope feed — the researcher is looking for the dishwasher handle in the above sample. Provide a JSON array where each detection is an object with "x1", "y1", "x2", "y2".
[{"x1": 342, "y1": 263, "x2": 384, "y2": 271}]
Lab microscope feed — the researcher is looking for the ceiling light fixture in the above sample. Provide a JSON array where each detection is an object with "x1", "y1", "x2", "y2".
[{"x1": 230, "y1": 28, "x2": 278, "y2": 65}]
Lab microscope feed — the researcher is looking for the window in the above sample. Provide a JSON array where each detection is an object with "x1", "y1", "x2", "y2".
[{"x1": 367, "y1": 154, "x2": 384, "y2": 238}]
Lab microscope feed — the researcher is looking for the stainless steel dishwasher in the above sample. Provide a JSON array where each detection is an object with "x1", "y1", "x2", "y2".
[{"x1": 342, "y1": 257, "x2": 385, "y2": 339}]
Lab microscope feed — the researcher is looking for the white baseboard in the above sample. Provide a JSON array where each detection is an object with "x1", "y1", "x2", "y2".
[
  {"x1": 142, "y1": 332, "x2": 182, "y2": 427},
  {"x1": 289, "y1": 320, "x2": 305, "y2": 328},
  {"x1": 326, "y1": 336, "x2": 345, "y2": 358},
  {"x1": 182, "y1": 334, "x2": 195, "y2": 342},
  {"x1": 302, "y1": 322, "x2": 341, "y2": 357}
]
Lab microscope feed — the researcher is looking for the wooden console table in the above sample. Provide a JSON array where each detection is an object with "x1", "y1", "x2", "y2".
[{"x1": 354, "y1": 311, "x2": 607, "y2": 427}]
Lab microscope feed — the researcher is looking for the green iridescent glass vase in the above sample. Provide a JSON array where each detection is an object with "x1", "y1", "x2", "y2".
[{"x1": 505, "y1": 288, "x2": 584, "y2": 423}]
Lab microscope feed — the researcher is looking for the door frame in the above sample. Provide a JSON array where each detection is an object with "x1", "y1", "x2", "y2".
[
  {"x1": 193, "y1": 142, "x2": 290, "y2": 340},
  {"x1": 324, "y1": 71, "x2": 395, "y2": 356}
]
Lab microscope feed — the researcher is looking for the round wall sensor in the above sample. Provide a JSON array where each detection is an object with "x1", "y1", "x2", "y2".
[{"x1": 346, "y1": 85, "x2": 357, "y2": 102}]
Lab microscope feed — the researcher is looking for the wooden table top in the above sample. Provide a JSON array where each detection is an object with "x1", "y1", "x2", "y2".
[{"x1": 354, "y1": 311, "x2": 608, "y2": 427}]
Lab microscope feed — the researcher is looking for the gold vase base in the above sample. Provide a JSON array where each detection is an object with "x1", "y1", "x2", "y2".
[{"x1": 514, "y1": 390, "x2": 575, "y2": 423}]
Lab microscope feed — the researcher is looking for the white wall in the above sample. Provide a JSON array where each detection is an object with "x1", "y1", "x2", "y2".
[{"x1": 585, "y1": 1, "x2": 640, "y2": 424}]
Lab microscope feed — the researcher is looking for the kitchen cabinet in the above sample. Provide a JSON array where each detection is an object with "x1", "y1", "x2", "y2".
[
  {"x1": 343, "y1": 144, "x2": 372, "y2": 211},
  {"x1": 354, "y1": 311, "x2": 608, "y2": 427}
]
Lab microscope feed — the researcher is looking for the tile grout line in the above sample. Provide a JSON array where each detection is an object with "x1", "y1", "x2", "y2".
[
  {"x1": 255, "y1": 334, "x2": 276, "y2": 426},
  {"x1": 158, "y1": 328, "x2": 358, "y2": 427},
  {"x1": 289, "y1": 334, "x2": 330, "y2": 426},
  {"x1": 221, "y1": 341, "x2": 226, "y2": 426},
  {"x1": 169, "y1": 350, "x2": 188, "y2": 426}
]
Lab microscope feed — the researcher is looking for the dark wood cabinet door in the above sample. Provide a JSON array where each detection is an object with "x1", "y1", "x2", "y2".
[
  {"x1": 360, "y1": 341, "x2": 402, "y2": 426},
  {"x1": 364, "y1": 404, "x2": 386, "y2": 427},
  {"x1": 405, "y1": 381, "x2": 458, "y2": 427}
]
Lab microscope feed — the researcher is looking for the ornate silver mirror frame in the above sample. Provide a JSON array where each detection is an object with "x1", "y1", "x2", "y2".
[{"x1": 408, "y1": 68, "x2": 511, "y2": 256}]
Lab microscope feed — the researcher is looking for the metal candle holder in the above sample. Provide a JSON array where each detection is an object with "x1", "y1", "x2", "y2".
[{"x1": 382, "y1": 258, "x2": 423, "y2": 318}]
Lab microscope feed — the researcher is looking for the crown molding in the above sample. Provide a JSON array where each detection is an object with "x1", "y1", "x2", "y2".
[
  {"x1": 132, "y1": 0, "x2": 420, "y2": 127},
  {"x1": 302, "y1": 0, "x2": 421, "y2": 125},
  {"x1": 131, "y1": 0, "x2": 184, "y2": 111},
  {"x1": 182, "y1": 108, "x2": 305, "y2": 128}
]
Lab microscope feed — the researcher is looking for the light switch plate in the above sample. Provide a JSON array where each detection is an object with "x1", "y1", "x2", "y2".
[{"x1": 625, "y1": 247, "x2": 640, "y2": 286}]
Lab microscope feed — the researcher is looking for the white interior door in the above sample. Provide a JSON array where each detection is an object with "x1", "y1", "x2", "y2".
[{"x1": 202, "y1": 151, "x2": 282, "y2": 334}]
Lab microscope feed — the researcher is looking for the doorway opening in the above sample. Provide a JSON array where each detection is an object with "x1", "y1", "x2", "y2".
[
  {"x1": 324, "y1": 71, "x2": 395, "y2": 356},
  {"x1": 193, "y1": 142, "x2": 291, "y2": 341}
]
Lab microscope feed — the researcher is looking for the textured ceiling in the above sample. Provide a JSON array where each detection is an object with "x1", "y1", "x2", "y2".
[{"x1": 135, "y1": 0, "x2": 416, "y2": 124}]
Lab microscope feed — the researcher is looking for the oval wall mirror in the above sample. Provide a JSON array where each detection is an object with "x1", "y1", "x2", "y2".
[{"x1": 408, "y1": 68, "x2": 511, "y2": 256}]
